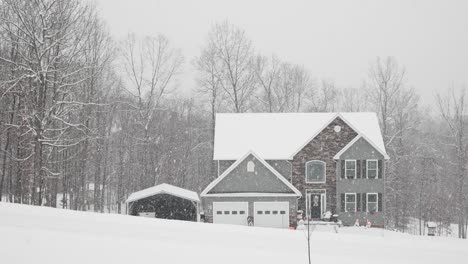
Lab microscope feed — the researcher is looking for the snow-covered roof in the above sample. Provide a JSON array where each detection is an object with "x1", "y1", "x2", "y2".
[
  {"x1": 126, "y1": 183, "x2": 200, "y2": 203},
  {"x1": 213, "y1": 112, "x2": 388, "y2": 160}
]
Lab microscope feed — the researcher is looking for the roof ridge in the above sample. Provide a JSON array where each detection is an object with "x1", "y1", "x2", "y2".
[{"x1": 214, "y1": 112, "x2": 387, "y2": 160}]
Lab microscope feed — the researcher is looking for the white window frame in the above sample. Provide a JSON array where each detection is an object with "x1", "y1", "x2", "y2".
[
  {"x1": 366, "y1": 159, "x2": 378, "y2": 179},
  {"x1": 366, "y1": 193, "x2": 378, "y2": 212},
  {"x1": 305, "y1": 160, "x2": 326, "y2": 183},
  {"x1": 345, "y1": 160, "x2": 357, "y2": 179},
  {"x1": 345, "y1": 193, "x2": 357, "y2": 212}
]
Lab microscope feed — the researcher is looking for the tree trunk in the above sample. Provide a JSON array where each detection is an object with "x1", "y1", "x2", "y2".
[
  {"x1": 117, "y1": 140, "x2": 124, "y2": 214},
  {"x1": 32, "y1": 134, "x2": 43, "y2": 205},
  {"x1": 100, "y1": 143, "x2": 108, "y2": 213},
  {"x1": 93, "y1": 144, "x2": 102, "y2": 212},
  {"x1": 0, "y1": 95, "x2": 16, "y2": 201},
  {"x1": 79, "y1": 140, "x2": 89, "y2": 211}
]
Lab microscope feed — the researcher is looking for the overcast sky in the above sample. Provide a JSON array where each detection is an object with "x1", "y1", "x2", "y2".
[{"x1": 95, "y1": 0, "x2": 468, "y2": 106}]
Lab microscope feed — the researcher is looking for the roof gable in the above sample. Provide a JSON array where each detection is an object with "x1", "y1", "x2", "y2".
[
  {"x1": 334, "y1": 135, "x2": 389, "y2": 159},
  {"x1": 201, "y1": 151, "x2": 301, "y2": 197},
  {"x1": 209, "y1": 154, "x2": 293, "y2": 194},
  {"x1": 213, "y1": 112, "x2": 387, "y2": 160}
]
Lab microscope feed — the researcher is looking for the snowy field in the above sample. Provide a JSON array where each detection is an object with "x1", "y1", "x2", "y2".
[{"x1": 1, "y1": 203, "x2": 466, "y2": 264}]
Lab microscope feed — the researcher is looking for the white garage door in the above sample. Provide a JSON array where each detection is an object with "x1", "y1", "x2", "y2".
[
  {"x1": 254, "y1": 202, "x2": 289, "y2": 228},
  {"x1": 213, "y1": 202, "x2": 248, "y2": 226}
]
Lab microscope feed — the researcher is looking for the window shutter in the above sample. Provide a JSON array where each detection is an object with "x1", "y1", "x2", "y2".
[
  {"x1": 340, "y1": 193, "x2": 345, "y2": 212},
  {"x1": 356, "y1": 193, "x2": 361, "y2": 211},
  {"x1": 362, "y1": 160, "x2": 367, "y2": 178},
  {"x1": 378, "y1": 160, "x2": 383, "y2": 179},
  {"x1": 341, "y1": 160, "x2": 345, "y2": 179},
  {"x1": 356, "y1": 160, "x2": 361, "y2": 179},
  {"x1": 362, "y1": 193, "x2": 367, "y2": 212},
  {"x1": 378, "y1": 193, "x2": 383, "y2": 212}
]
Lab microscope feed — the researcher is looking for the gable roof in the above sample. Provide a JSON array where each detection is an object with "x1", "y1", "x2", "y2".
[
  {"x1": 213, "y1": 112, "x2": 388, "y2": 160},
  {"x1": 126, "y1": 183, "x2": 200, "y2": 203},
  {"x1": 201, "y1": 151, "x2": 302, "y2": 197},
  {"x1": 334, "y1": 135, "x2": 390, "y2": 159}
]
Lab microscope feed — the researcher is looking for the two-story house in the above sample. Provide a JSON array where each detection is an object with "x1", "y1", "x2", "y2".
[{"x1": 200, "y1": 113, "x2": 389, "y2": 228}]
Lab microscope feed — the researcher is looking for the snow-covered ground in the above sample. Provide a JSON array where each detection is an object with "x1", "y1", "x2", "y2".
[{"x1": 1, "y1": 203, "x2": 466, "y2": 264}]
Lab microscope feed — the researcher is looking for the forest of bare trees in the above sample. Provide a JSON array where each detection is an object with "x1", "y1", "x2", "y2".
[{"x1": 0, "y1": 0, "x2": 466, "y2": 238}]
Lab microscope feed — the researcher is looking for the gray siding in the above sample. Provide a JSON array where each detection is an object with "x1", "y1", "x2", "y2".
[
  {"x1": 336, "y1": 177, "x2": 384, "y2": 226},
  {"x1": 219, "y1": 159, "x2": 292, "y2": 178},
  {"x1": 209, "y1": 154, "x2": 294, "y2": 194},
  {"x1": 201, "y1": 196, "x2": 298, "y2": 226},
  {"x1": 336, "y1": 137, "x2": 385, "y2": 227},
  {"x1": 340, "y1": 137, "x2": 384, "y2": 160}
]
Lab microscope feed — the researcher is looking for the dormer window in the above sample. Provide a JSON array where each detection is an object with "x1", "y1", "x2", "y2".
[{"x1": 247, "y1": 161, "x2": 255, "y2": 172}]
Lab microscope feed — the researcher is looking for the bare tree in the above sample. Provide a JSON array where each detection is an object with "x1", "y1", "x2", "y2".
[
  {"x1": 253, "y1": 55, "x2": 282, "y2": 112},
  {"x1": 207, "y1": 21, "x2": 256, "y2": 113},
  {"x1": 253, "y1": 55, "x2": 312, "y2": 113},
  {"x1": 0, "y1": 0, "x2": 109, "y2": 205},
  {"x1": 194, "y1": 42, "x2": 224, "y2": 179},
  {"x1": 365, "y1": 57, "x2": 422, "y2": 231},
  {"x1": 436, "y1": 88, "x2": 468, "y2": 239},
  {"x1": 309, "y1": 79, "x2": 339, "y2": 112},
  {"x1": 194, "y1": 40, "x2": 225, "y2": 137},
  {"x1": 120, "y1": 33, "x2": 183, "y2": 189},
  {"x1": 340, "y1": 87, "x2": 367, "y2": 112},
  {"x1": 366, "y1": 57, "x2": 405, "y2": 140},
  {"x1": 279, "y1": 63, "x2": 311, "y2": 112}
]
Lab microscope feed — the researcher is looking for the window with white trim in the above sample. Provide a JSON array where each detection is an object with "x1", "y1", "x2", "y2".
[
  {"x1": 345, "y1": 160, "x2": 356, "y2": 179},
  {"x1": 367, "y1": 193, "x2": 378, "y2": 212},
  {"x1": 345, "y1": 193, "x2": 356, "y2": 212},
  {"x1": 367, "y1": 160, "x2": 378, "y2": 179},
  {"x1": 306, "y1": 160, "x2": 326, "y2": 183},
  {"x1": 247, "y1": 161, "x2": 255, "y2": 172}
]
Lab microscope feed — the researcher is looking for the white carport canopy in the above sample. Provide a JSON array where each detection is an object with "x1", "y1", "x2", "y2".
[
  {"x1": 126, "y1": 183, "x2": 200, "y2": 204},
  {"x1": 126, "y1": 183, "x2": 200, "y2": 220}
]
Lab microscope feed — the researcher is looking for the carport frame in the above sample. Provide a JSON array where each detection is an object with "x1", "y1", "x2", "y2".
[{"x1": 125, "y1": 183, "x2": 200, "y2": 222}]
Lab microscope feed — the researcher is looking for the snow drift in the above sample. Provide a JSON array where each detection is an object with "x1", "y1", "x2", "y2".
[{"x1": 0, "y1": 202, "x2": 466, "y2": 264}]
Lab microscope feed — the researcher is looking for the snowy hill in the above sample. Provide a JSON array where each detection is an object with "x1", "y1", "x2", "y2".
[{"x1": 1, "y1": 203, "x2": 466, "y2": 264}]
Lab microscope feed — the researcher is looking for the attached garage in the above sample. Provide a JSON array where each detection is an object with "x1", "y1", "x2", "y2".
[
  {"x1": 212, "y1": 202, "x2": 248, "y2": 226},
  {"x1": 201, "y1": 152, "x2": 302, "y2": 229},
  {"x1": 254, "y1": 202, "x2": 289, "y2": 228}
]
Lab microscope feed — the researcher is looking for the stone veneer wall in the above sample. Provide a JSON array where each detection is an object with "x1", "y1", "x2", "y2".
[{"x1": 291, "y1": 117, "x2": 358, "y2": 214}]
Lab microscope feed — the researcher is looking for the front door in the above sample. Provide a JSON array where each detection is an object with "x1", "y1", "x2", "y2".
[
  {"x1": 306, "y1": 192, "x2": 326, "y2": 219},
  {"x1": 310, "y1": 194, "x2": 321, "y2": 219}
]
